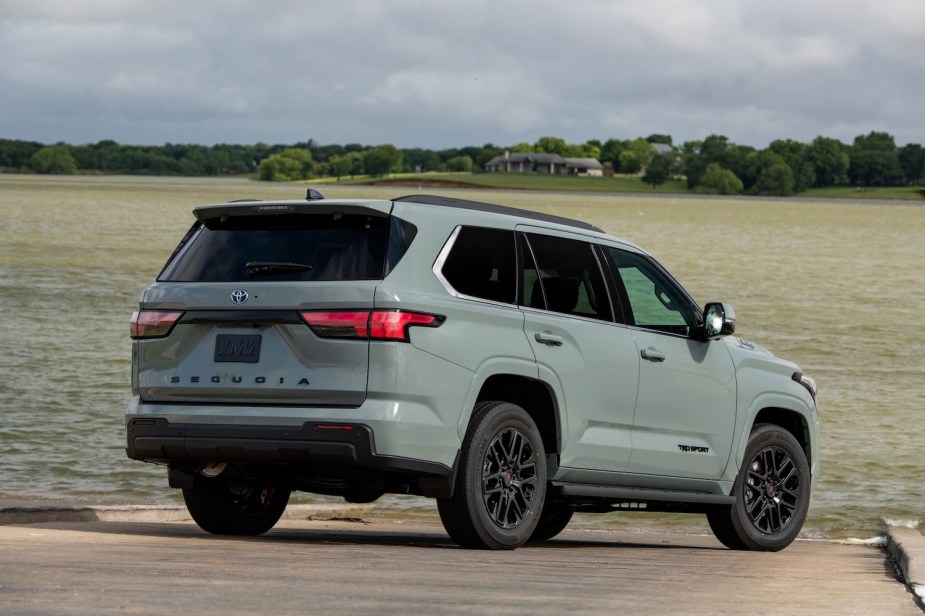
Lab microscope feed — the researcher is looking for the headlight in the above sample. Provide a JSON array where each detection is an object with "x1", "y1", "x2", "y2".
[{"x1": 792, "y1": 372, "x2": 817, "y2": 401}]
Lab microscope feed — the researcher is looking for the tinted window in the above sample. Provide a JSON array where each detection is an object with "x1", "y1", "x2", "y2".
[
  {"x1": 442, "y1": 227, "x2": 516, "y2": 303},
  {"x1": 159, "y1": 213, "x2": 390, "y2": 282},
  {"x1": 607, "y1": 248, "x2": 694, "y2": 334},
  {"x1": 522, "y1": 233, "x2": 612, "y2": 321}
]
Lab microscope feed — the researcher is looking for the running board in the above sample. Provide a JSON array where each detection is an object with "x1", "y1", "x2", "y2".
[{"x1": 552, "y1": 482, "x2": 735, "y2": 506}]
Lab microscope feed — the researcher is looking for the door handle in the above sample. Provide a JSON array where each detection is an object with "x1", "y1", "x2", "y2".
[
  {"x1": 535, "y1": 332, "x2": 564, "y2": 346},
  {"x1": 640, "y1": 348, "x2": 666, "y2": 362}
]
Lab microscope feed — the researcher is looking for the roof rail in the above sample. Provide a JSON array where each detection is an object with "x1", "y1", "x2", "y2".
[{"x1": 393, "y1": 194, "x2": 603, "y2": 233}]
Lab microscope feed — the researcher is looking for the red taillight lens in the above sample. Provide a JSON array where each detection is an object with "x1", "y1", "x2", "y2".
[
  {"x1": 300, "y1": 311, "x2": 371, "y2": 338},
  {"x1": 130, "y1": 310, "x2": 185, "y2": 339},
  {"x1": 369, "y1": 310, "x2": 442, "y2": 341},
  {"x1": 300, "y1": 310, "x2": 443, "y2": 342}
]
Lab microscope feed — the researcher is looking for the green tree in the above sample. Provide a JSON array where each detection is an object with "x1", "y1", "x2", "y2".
[
  {"x1": 642, "y1": 154, "x2": 671, "y2": 188},
  {"x1": 629, "y1": 138, "x2": 655, "y2": 169},
  {"x1": 752, "y1": 152, "x2": 795, "y2": 196},
  {"x1": 347, "y1": 151, "x2": 365, "y2": 177},
  {"x1": 645, "y1": 134, "x2": 673, "y2": 145},
  {"x1": 534, "y1": 136, "x2": 567, "y2": 155},
  {"x1": 327, "y1": 154, "x2": 352, "y2": 179},
  {"x1": 28, "y1": 145, "x2": 77, "y2": 174},
  {"x1": 683, "y1": 135, "x2": 742, "y2": 188},
  {"x1": 898, "y1": 143, "x2": 925, "y2": 183},
  {"x1": 767, "y1": 139, "x2": 813, "y2": 192},
  {"x1": 600, "y1": 138, "x2": 628, "y2": 168},
  {"x1": 0, "y1": 139, "x2": 44, "y2": 169},
  {"x1": 617, "y1": 138, "x2": 655, "y2": 174},
  {"x1": 849, "y1": 131, "x2": 901, "y2": 185},
  {"x1": 805, "y1": 136, "x2": 849, "y2": 187},
  {"x1": 618, "y1": 150, "x2": 641, "y2": 174},
  {"x1": 228, "y1": 160, "x2": 249, "y2": 174},
  {"x1": 696, "y1": 163, "x2": 743, "y2": 195},
  {"x1": 363, "y1": 144, "x2": 402, "y2": 177},
  {"x1": 258, "y1": 148, "x2": 313, "y2": 181},
  {"x1": 446, "y1": 155, "x2": 473, "y2": 172},
  {"x1": 508, "y1": 142, "x2": 534, "y2": 153},
  {"x1": 582, "y1": 141, "x2": 602, "y2": 160}
]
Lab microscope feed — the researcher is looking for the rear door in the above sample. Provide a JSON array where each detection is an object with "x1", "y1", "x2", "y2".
[
  {"x1": 133, "y1": 202, "x2": 403, "y2": 407},
  {"x1": 517, "y1": 228, "x2": 639, "y2": 473}
]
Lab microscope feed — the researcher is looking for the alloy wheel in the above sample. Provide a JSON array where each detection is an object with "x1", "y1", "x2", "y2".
[
  {"x1": 743, "y1": 445, "x2": 801, "y2": 534},
  {"x1": 481, "y1": 427, "x2": 538, "y2": 529}
]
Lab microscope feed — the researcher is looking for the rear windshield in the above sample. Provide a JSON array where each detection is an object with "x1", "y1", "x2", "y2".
[{"x1": 159, "y1": 213, "x2": 397, "y2": 282}]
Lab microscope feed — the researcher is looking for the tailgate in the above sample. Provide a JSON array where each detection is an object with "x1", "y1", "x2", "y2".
[{"x1": 134, "y1": 282, "x2": 377, "y2": 406}]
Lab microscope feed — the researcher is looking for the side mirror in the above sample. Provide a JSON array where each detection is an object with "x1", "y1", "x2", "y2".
[{"x1": 703, "y1": 302, "x2": 736, "y2": 338}]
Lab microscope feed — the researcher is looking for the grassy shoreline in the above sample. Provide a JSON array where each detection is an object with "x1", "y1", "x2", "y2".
[{"x1": 317, "y1": 171, "x2": 925, "y2": 201}]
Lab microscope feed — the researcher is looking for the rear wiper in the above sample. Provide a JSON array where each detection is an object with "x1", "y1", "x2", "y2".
[{"x1": 245, "y1": 261, "x2": 313, "y2": 279}]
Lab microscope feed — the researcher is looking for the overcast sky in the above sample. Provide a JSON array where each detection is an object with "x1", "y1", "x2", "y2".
[{"x1": 2, "y1": 0, "x2": 923, "y2": 149}]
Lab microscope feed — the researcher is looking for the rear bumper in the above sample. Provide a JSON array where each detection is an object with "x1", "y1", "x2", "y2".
[{"x1": 126, "y1": 417, "x2": 453, "y2": 480}]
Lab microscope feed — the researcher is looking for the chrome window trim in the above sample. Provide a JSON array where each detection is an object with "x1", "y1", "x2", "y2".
[{"x1": 431, "y1": 225, "x2": 518, "y2": 308}]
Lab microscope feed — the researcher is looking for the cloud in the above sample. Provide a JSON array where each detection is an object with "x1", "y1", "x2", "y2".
[{"x1": 0, "y1": 0, "x2": 923, "y2": 147}]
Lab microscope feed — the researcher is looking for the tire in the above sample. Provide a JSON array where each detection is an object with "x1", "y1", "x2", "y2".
[
  {"x1": 437, "y1": 401, "x2": 547, "y2": 549},
  {"x1": 183, "y1": 477, "x2": 291, "y2": 536},
  {"x1": 530, "y1": 500, "x2": 573, "y2": 541},
  {"x1": 707, "y1": 424, "x2": 810, "y2": 551}
]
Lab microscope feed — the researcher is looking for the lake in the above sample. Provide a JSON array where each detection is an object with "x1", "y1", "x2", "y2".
[{"x1": 1, "y1": 174, "x2": 921, "y2": 540}]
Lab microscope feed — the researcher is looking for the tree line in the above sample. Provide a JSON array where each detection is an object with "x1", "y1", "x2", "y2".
[{"x1": 1, "y1": 131, "x2": 923, "y2": 195}]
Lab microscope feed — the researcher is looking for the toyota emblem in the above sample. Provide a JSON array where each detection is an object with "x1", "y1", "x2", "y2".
[{"x1": 231, "y1": 289, "x2": 248, "y2": 304}]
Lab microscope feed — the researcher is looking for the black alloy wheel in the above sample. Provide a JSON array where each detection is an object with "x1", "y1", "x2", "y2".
[
  {"x1": 482, "y1": 426, "x2": 540, "y2": 529},
  {"x1": 437, "y1": 401, "x2": 547, "y2": 549},
  {"x1": 707, "y1": 423, "x2": 810, "y2": 551},
  {"x1": 742, "y1": 444, "x2": 801, "y2": 534}
]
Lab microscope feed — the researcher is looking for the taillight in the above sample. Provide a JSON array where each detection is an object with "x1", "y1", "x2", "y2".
[
  {"x1": 369, "y1": 311, "x2": 442, "y2": 341},
  {"x1": 130, "y1": 310, "x2": 184, "y2": 339},
  {"x1": 299, "y1": 311, "x2": 371, "y2": 339},
  {"x1": 300, "y1": 310, "x2": 443, "y2": 342}
]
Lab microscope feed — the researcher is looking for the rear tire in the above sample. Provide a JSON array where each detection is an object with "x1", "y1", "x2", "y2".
[
  {"x1": 183, "y1": 477, "x2": 291, "y2": 536},
  {"x1": 707, "y1": 424, "x2": 810, "y2": 551},
  {"x1": 438, "y1": 401, "x2": 547, "y2": 549}
]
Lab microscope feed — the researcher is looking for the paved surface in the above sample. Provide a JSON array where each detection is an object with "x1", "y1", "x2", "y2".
[
  {"x1": 1, "y1": 505, "x2": 922, "y2": 615},
  {"x1": 889, "y1": 527, "x2": 925, "y2": 608}
]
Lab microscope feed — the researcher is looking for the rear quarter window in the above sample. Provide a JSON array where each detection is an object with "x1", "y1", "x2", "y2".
[{"x1": 440, "y1": 227, "x2": 516, "y2": 304}]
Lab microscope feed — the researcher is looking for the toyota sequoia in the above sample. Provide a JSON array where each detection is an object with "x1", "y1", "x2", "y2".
[{"x1": 126, "y1": 191, "x2": 819, "y2": 551}]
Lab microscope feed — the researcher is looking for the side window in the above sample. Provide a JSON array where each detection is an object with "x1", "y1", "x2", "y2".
[
  {"x1": 522, "y1": 233, "x2": 612, "y2": 321},
  {"x1": 606, "y1": 247, "x2": 694, "y2": 335},
  {"x1": 441, "y1": 227, "x2": 516, "y2": 304}
]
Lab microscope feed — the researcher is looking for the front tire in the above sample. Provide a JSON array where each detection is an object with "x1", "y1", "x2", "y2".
[
  {"x1": 438, "y1": 401, "x2": 547, "y2": 549},
  {"x1": 183, "y1": 477, "x2": 291, "y2": 536},
  {"x1": 707, "y1": 424, "x2": 810, "y2": 551},
  {"x1": 530, "y1": 500, "x2": 573, "y2": 541}
]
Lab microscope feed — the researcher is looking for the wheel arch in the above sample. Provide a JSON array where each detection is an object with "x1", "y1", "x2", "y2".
[
  {"x1": 746, "y1": 406, "x2": 814, "y2": 476},
  {"x1": 474, "y1": 374, "x2": 561, "y2": 463}
]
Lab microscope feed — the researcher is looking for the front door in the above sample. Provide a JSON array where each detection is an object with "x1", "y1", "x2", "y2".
[{"x1": 603, "y1": 245, "x2": 737, "y2": 480}]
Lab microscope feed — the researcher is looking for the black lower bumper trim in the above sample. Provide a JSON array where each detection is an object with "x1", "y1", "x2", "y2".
[{"x1": 126, "y1": 419, "x2": 451, "y2": 479}]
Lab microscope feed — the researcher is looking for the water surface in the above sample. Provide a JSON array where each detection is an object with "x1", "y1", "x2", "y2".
[{"x1": 1, "y1": 175, "x2": 921, "y2": 540}]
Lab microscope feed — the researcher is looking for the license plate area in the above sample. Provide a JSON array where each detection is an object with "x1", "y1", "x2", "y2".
[{"x1": 214, "y1": 334, "x2": 262, "y2": 363}]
